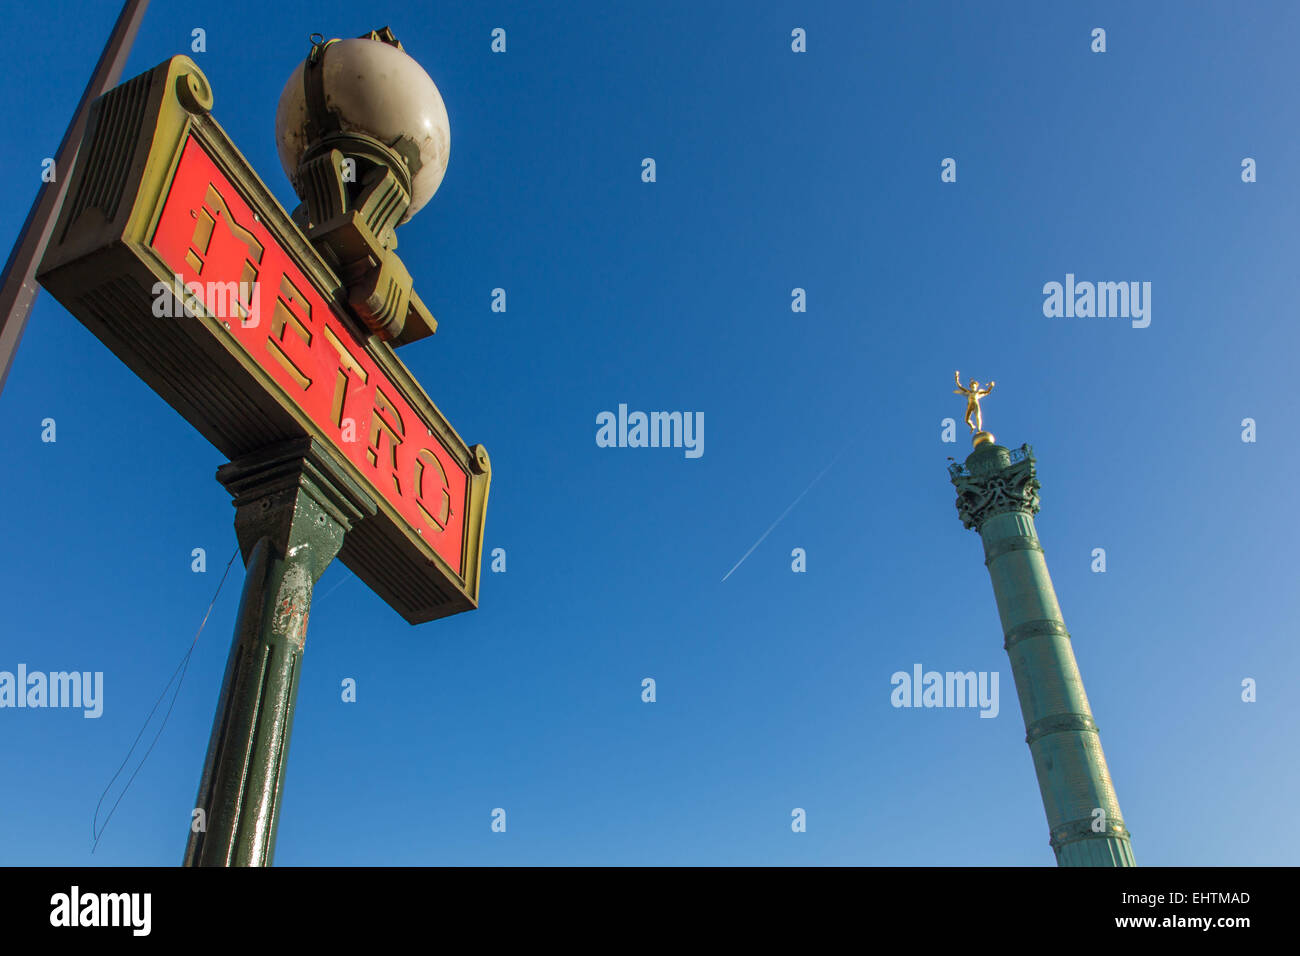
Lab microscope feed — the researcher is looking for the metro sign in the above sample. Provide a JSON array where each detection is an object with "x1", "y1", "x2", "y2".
[
  {"x1": 38, "y1": 56, "x2": 489, "y2": 624},
  {"x1": 153, "y1": 136, "x2": 470, "y2": 570}
]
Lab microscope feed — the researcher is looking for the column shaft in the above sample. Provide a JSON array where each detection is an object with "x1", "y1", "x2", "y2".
[
  {"x1": 979, "y1": 509, "x2": 1135, "y2": 866},
  {"x1": 952, "y1": 442, "x2": 1135, "y2": 866},
  {"x1": 184, "y1": 438, "x2": 375, "y2": 866}
]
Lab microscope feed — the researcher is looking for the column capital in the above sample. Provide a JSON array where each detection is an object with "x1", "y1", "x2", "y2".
[
  {"x1": 216, "y1": 436, "x2": 378, "y2": 579},
  {"x1": 948, "y1": 442, "x2": 1040, "y2": 530}
]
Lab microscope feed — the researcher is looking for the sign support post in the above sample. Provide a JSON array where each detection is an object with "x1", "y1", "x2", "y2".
[{"x1": 184, "y1": 438, "x2": 376, "y2": 866}]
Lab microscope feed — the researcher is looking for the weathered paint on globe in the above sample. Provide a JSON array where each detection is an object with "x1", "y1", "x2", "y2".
[{"x1": 275, "y1": 37, "x2": 451, "y2": 221}]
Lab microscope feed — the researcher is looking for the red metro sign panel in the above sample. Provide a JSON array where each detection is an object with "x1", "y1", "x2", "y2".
[
  {"x1": 152, "y1": 137, "x2": 469, "y2": 572},
  {"x1": 37, "y1": 56, "x2": 489, "y2": 623}
]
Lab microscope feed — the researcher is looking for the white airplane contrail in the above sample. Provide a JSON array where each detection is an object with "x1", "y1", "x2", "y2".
[{"x1": 721, "y1": 450, "x2": 844, "y2": 582}]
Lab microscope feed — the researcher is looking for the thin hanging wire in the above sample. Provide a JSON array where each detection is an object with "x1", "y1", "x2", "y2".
[{"x1": 91, "y1": 547, "x2": 239, "y2": 853}]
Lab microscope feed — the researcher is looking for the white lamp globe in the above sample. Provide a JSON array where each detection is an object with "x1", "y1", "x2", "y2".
[{"x1": 275, "y1": 36, "x2": 451, "y2": 223}]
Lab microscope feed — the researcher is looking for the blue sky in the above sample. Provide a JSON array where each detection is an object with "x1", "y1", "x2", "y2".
[{"x1": 0, "y1": 0, "x2": 1296, "y2": 865}]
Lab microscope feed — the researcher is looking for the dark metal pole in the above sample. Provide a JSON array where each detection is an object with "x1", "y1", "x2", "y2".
[
  {"x1": 0, "y1": 0, "x2": 149, "y2": 395},
  {"x1": 184, "y1": 438, "x2": 375, "y2": 866}
]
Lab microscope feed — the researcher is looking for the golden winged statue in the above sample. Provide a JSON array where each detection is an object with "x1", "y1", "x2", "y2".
[{"x1": 953, "y1": 370, "x2": 995, "y2": 434}]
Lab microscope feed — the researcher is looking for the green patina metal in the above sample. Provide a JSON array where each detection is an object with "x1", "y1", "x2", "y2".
[
  {"x1": 36, "y1": 50, "x2": 491, "y2": 867},
  {"x1": 950, "y1": 441, "x2": 1136, "y2": 867},
  {"x1": 184, "y1": 438, "x2": 376, "y2": 866}
]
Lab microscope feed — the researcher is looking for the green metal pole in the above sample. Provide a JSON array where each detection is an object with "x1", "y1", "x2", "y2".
[
  {"x1": 951, "y1": 439, "x2": 1136, "y2": 866},
  {"x1": 184, "y1": 437, "x2": 375, "y2": 866}
]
